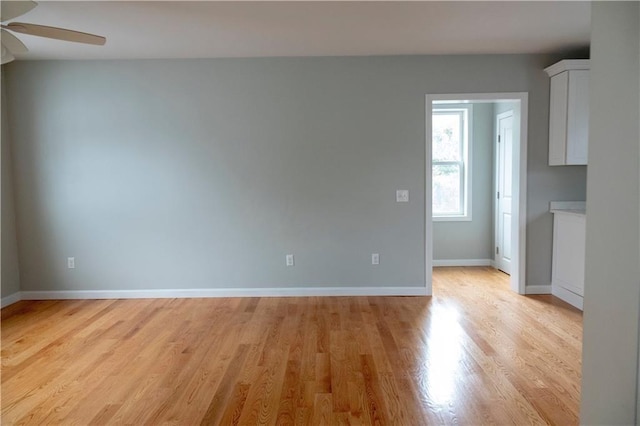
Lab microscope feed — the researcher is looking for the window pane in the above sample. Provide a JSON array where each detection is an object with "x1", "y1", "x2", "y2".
[
  {"x1": 433, "y1": 112, "x2": 462, "y2": 161},
  {"x1": 433, "y1": 163, "x2": 461, "y2": 215}
]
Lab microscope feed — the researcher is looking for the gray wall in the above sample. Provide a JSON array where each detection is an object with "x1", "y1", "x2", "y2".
[
  {"x1": 433, "y1": 103, "x2": 494, "y2": 261},
  {"x1": 1, "y1": 70, "x2": 22, "y2": 299},
  {"x1": 581, "y1": 2, "x2": 640, "y2": 424},
  {"x1": 5, "y1": 54, "x2": 587, "y2": 292},
  {"x1": 494, "y1": 101, "x2": 518, "y2": 117}
]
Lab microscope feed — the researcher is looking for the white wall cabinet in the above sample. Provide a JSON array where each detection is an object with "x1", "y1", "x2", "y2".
[
  {"x1": 551, "y1": 211, "x2": 586, "y2": 310},
  {"x1": 545, "y1": 60, "x2": 590, "y2": 166}
]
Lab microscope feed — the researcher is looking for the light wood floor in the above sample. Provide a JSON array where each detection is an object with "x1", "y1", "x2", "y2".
[{"x1": 1, "y1": 267, "x2": 582, "y2": 425}]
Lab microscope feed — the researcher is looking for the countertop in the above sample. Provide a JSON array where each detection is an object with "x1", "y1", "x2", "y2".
[{"x1": 549, "y1": 201, "x2": 586, "y2": 217}]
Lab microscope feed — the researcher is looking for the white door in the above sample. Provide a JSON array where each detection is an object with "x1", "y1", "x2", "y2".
[{"x1": 496, "y1": 112, "x2": 513, "y2": 274}]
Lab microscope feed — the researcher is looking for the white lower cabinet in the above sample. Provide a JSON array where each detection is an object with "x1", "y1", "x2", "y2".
[{"x1": 551, "y1": 211, "x2": 586, "y2": 310}]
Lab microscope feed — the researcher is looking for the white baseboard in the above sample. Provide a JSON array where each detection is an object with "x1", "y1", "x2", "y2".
[
  {"x1": 432, "y1": 259, "x2": 493, "y2": 267},
  {"x1": 525, "y1": 285, "x2": 552, "y2": 295},
  {"x1": 1, "y1": 292, "x2": 22, "y2": 308},
  {"x1": 20, "y1": 286, "x2": 429, "y2": 301},
  {"x1": 551, "y1": 285, "x2": 583, "y2": 310}
]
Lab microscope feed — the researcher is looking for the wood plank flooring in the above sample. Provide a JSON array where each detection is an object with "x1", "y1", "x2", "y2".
[{"x1": 1, "y1": 267, "x2": 582, "y2": 425}]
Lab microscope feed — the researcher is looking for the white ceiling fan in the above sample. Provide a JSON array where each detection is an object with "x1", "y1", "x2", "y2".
[{"x1": 1, "y1": 0, "x2": 106, "y2": 65}]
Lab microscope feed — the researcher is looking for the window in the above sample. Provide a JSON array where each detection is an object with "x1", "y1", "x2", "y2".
[{"x1": 432, "y1": 106, "x2": 471, "y2": 220}]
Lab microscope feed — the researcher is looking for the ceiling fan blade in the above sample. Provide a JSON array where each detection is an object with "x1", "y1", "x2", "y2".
[
  {"x1": 7, "y1": 22, "x2": 105, "y2": 45},
  {"x1": 1, "y1": 42, "x2": 15, "y2": 64},
  {"x1": 1, "y1": 29, "x2": 27, "y2": 53},
  {"x1": 1, "y1": 1, "x2": 37, "y2": 22}
]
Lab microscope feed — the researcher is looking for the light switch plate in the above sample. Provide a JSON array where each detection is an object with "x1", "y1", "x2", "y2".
[
  {"x1": 396, "y1": 190, "x2": 409, "y2": 202},
  {"x1": 372, "y1": 253, "x2": 380, "y2": 265},
  {"x1": 286, "y1": 254, "x2": 294, "y2": 266}
]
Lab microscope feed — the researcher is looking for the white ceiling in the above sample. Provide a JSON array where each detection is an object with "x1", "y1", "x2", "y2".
[{"x1": 6, "y1": 1, "x2": 591, "y2": 61}]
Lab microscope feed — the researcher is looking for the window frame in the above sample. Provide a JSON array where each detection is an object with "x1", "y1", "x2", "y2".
[{"x1": 432, "y1": 104, "x2": 473, "y2": 222}]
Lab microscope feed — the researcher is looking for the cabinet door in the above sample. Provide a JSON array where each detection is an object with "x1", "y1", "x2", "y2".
[
  {"x1": 552, "y1": 214, "x2": 586, "y2": 296},
  {"x1": 548, "y1": 72, "x2": 569, "y2": 165},
  {"x1": 566, "y1": 70, "x2": 589, "y2": 165}
]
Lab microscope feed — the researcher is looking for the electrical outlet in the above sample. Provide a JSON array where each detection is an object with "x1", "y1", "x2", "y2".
[
  {"x1": 372, "y1": 253, "x2": 380, "y2": 265},
  {"x1": 67, "y1": 257, "x2": 75, "y2": 269},
  {"x1": 396, "y1": 190, "x2": 409, "y2": 202},
  {"x1": 286, "y1": 254, "x2": 294, "y2": 266}
]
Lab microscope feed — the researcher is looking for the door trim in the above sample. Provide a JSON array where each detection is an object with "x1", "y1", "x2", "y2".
[{"x1": 425, "y1": 92, "x2": 528, "y2": 295}]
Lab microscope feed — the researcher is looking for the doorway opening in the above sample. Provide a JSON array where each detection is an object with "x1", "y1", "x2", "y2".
[{"x1": 425, "y1": 93, "x2": 528, "y2": 295}]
